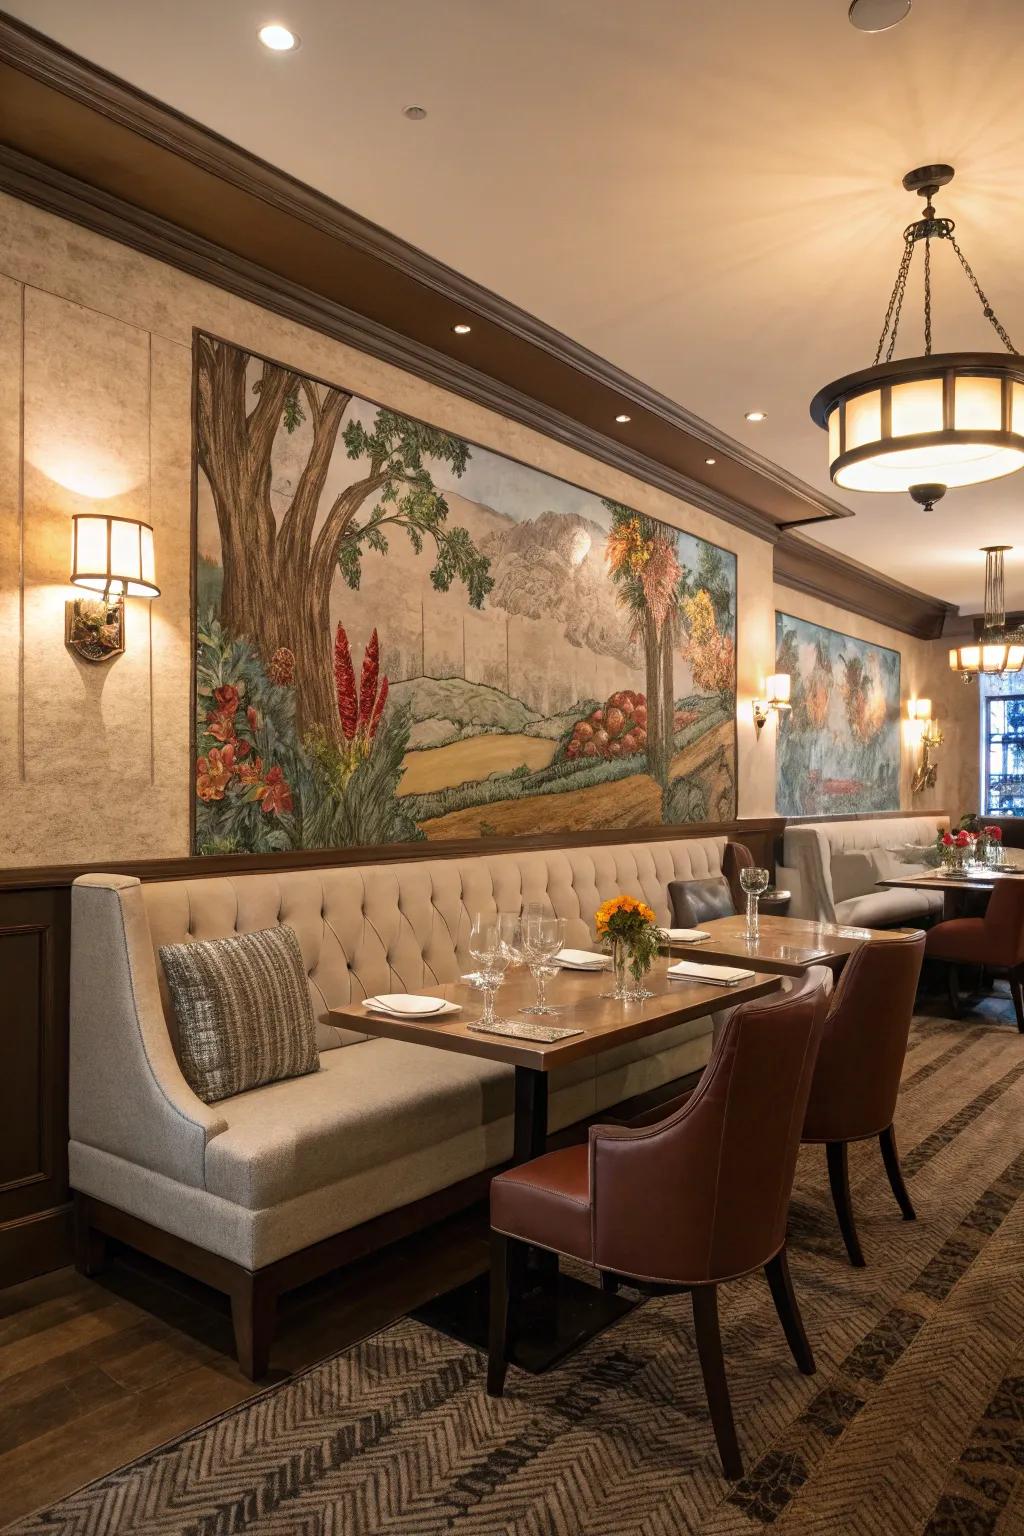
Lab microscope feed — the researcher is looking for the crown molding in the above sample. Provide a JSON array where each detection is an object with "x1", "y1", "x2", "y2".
[
  {"x1": 773, "y1": 532, "x2": 959, "y2": 640},
  {"x1": 0, "y1": 12, "x2": 854, "y2": 545}
]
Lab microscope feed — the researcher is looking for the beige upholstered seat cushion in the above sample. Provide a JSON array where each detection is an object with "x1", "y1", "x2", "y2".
[
  {"x1": 834, "y1": 888, "x2": 943, "y2": 927},
  {"x1": 203, "y1": 1020, "x2": 709, "y2": 1210}
]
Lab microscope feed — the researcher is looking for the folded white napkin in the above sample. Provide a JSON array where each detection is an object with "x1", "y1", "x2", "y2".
[
  {"x1": 555, "y1": 948, "x2": 608, "y2": 969},
  {"x1": 667, "y1": 960, "x2": 754, "y2": 986},
  {"x1": 660, "y1": 928, "x2": 712, "y2": 942}
]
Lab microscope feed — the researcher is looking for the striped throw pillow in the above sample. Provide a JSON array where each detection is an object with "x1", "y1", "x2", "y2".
[{"x1": 160, "y1": 925, "x2": 319, "y2": 1103}]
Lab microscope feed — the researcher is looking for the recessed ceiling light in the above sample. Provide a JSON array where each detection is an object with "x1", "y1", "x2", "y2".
[
  {"x1": 745, "y1": 410, "x2": 767, "y2": 423},
  {"x1": 403, "y1": 105, "x2": 428, "y2": 121},
  {"x1": 452, "y1": 323, "x2": 472, "y2": 335},
  {"x1": 705, "y1": 457, "x2": 717, "y2": 466},
  {"x1": 615, "y1": 413, "x2": 631, "y2": 424},
  {"x1": 258, "y1": 22, "x2": 299, "y2": 51},
  {"x1": 848, "y1": 0, "x2": 911, "y2": 32}
]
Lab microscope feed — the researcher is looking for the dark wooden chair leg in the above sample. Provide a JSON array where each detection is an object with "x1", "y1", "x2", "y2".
[
  {"x1": 73, "y1": 1193, "x2": 106, "y2": 1278},
  {"x1": 487, "y1": 1230, "x2": 512, "y2": 1397},
  {"x1": 601, "y1": 1272, "x2": 620, "y2": 1294},
  {"x1": 879, "y1": 1124, "x2": 916, "y2": 1221},
  {"x1": 946, "y1": 963, "x2": 962, "y2": 1019},
  {"x1": 691, "y1": 1284, "x2": 743, "y2": 1480},
  {"x1": 1010, "y1": 967, "x2": 1024, "y2": 1034},
  {"x1": 230, "y1": 1272, "x2": 277, "y2": 1380},
  {"x1": 826, "y1": 1141, "x2": 866, "y2": 1268},
  {"x1": 764, "y1": 1247, "x2": 815, "y2": 1375}
]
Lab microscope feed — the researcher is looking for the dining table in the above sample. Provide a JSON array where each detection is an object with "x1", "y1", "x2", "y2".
[
  {"x1": 878, "y1": 865, "x2": 1024, "y2": 918},
  {"x1": 664, "y1": 912, "x2": 914, "y2": 976},
  {"x1": 330, "y1": 956, "x2": 783, "y2": 1372}
]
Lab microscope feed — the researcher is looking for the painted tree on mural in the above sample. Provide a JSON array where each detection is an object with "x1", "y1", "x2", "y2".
[
  {"x1": 604, "y1": 501, "x2": 683, "y2": 787},
  {"x1": 195, "y1": 337, "x2": 493, "y2": 744}
]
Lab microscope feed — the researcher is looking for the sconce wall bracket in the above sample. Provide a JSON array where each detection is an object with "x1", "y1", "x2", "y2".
[{"x1": 65, "y1": 594, "x2": 125, "y2": 663}]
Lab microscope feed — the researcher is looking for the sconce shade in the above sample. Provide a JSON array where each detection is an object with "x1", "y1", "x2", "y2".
[
  {"x1": 70, "y1": 515, "x2": 159, "y2": 598},
  {"x1": 765, "y1": 673, "x2": 791, "y2": 705},
  {"x1": 908, "y1": 698, "x2": 932, "y2": 720}
]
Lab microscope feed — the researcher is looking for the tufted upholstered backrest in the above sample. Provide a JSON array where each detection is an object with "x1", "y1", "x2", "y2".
[{"x1": 142, "y1": 837, "x2": 728, "y2": 1050}]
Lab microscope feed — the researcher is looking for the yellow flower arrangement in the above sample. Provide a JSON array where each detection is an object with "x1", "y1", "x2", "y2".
[{"x1": 595, "y1": 894, "x2": 660, "y2": 988}]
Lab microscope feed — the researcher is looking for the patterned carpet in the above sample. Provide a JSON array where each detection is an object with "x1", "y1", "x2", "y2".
[{"x1": 11, "y1": 1004, "x2": 1024, "y2": 1536}]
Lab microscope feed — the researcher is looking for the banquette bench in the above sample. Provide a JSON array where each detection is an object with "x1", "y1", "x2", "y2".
[
  {"x1": 778, "y1": 815, "x2": 950, "y2": 928},
  {"x1": 70, "y1": 836, "x2": 733, "y2": 1375}
]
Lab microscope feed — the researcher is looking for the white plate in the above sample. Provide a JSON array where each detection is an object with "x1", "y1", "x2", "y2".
[
  {"x1": 361, "y1": 994, "x2": 460, "y2": 1018},
  {"x1": 555, "y1": 948, "x2": 608, "y2": 970}
]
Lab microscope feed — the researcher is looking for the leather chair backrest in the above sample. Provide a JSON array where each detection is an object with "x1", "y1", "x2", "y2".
[
  {"x1": 982, "y1": 881, "x2": 1024, "y2": 967},
  {"x1": 591, "y1": 983, "x2": 826, "y2": 1285},
  {"x1": 802, "y1": 931, "x2": 925, "y2": 1144},
  {"x1": 722, "y1": 841, "x2": 755, "y2": 911},
  {"x1": 668, "y1": 875, "x2": 736, "y2": 928}
]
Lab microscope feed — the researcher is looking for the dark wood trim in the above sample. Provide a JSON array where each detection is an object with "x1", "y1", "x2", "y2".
[
  {"x1": 0, "y1": 1202, "x2": 73, "y2": 1286},
  {"x1": 74, "y1": 1065, "x2": 702, "y2": 1376},
  {"x1": 0, "y1": 820, "x2": 785, "y2": 894},
  {"x1": 0, "y1": 15, "x2": 854, "y2": 541},
  {"x1": 774, "y1": 532, "x2": 958, "y2": 640}
]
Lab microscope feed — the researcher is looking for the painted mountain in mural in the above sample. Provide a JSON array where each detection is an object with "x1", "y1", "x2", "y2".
[{"x1": 192, "y1": 335, "x2": 738, "y2": 854}]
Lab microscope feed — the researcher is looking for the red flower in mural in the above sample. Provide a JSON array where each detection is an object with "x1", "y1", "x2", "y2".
[
  {"x1": 334, "y1": 623, "x2": 359, "y2": 742},
  {"x1": 237, "y1": 755, "x2": 264, "y2": 787},
  {"x1": 256, "y1": 765, "x2": 293, "y2": 816},
  {"x1": 196, "y1": 743, "x2": 236, "y2": 802},
  {"x1": 368, "y1": 675, "x2": 389, "y2": 740},
  {"x1": 205, "y1": 711, "x2": 236, "y2": 743},
  {"x1": 246, "y1": 705, "x2": 261, "y2": 731},
  {"x1": 358, "y1": 629, "x2": 380, "y2": 732},
  {"x1": 213, "y1": 684, "x2": 240, "y2": 715}
]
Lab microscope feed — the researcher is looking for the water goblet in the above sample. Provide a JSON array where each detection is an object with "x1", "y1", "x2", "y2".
[
  {"x1": 468, "y1": 915, "x2": 511, "y2": 1027},
  {"x1": 521, "y1": 914, "x2": 566, "y2": 1015},
  {"x1": 739, "y1": 866, "x2": 770, "y2": 940}
]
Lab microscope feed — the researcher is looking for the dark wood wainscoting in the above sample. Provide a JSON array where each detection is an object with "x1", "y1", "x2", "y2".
[{"x1": 0, "y1": 820, "x2": 780, "y2": 1288}]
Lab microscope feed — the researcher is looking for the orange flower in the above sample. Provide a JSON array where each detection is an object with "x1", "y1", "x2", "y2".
[
  {"x1": 255, "y1": 764, "x2": 293, "y2": 816},
  {"x1": 196, "y1": 744, "x2": 236, "y2": 802},
  {"x1": 236, "y1": 755, "x2": 264, "y2": 787},
  {"x1": 595, "y1": 894, "x2": 656, "y2": 934}
]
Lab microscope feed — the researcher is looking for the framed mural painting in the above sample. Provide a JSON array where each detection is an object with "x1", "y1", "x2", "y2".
[
  {"x1": 775, "y1": 612, "x2": 901, "y2": 817},
  {"x1": 191, "y1": 332, "x2": 738, "y2": 854}
]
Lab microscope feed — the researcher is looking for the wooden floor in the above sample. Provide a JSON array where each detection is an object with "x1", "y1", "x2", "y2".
[{"x1": 0, "y1": 981, "x2": 1016, "y2": 1531}]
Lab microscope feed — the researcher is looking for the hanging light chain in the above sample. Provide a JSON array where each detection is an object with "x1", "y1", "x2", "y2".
[
  {"x1": 873, "y1": 233, "x2": 915, "y2": 366},
  {"x1": 923, "y1": 235, "x2": 933, "y2": 355},
  {"x1": 947, "y1": 235, "x2": 1018, "y2": 353}
]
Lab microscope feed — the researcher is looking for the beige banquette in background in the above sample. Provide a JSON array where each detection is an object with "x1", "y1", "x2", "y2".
[
  {"x1": 70, "y1": 837, "x2": 728, "y2": 1274},
  {"x1": 780, "y1": 815, "x2": 950, "y2": 928}
]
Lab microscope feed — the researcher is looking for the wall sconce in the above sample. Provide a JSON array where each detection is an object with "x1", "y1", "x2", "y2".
[
  {"x1": 907, "y1": 698, "x2": 943, "y2": 794},
  {"x1": 753, "y1": 673, "x2": 791, "y2": 736},
  {"x1": 65, "y1": 514, "x2": 159, "y2": 663}
]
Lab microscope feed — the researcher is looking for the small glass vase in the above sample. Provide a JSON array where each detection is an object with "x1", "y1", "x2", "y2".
[
  {"x1": 745, "y1": 891, "x2": 760, "y2": 940},
  {"x1": 603, "y1": 938, "x2": 653, "y2": 1002}
]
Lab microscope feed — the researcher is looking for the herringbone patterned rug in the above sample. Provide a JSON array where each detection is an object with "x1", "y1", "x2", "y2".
[{"x1": 11, "y1": 1008, "x2": 1024, "y2": 1536}]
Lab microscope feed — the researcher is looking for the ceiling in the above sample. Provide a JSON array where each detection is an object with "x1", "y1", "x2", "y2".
[{"x1": 6, "y1": 0, "x2": 1024, "y2": 612}]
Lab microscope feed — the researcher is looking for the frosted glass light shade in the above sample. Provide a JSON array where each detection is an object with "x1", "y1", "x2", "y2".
[
  {"x1": 811, "y1": 355, "x2": 1024, "y2": 494},
  {"x1": 70, "y1": 515, "x2": 159, "y2": 598},
  {"x1": 764, "y1": 673, "x2": 791, "y2": 705},
  {"x1": 949, "y1": 641, "x2": 1024, "y2": 676}
]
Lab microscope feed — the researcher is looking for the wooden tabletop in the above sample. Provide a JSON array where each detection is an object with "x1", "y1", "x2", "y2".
[
  {"x1": 665, "y1": 913, "x2": 916, "y2": 976},
  {"x1": 330, "y1": 959, "x2": 783, "y2": 1071},
  {"x1": 878, "y1": 868, "x2": 1024, "y2": 894}
]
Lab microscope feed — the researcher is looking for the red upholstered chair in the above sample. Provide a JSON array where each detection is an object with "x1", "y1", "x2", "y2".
[
  {"x1": 486, "y1": 983, "x2": 828, "y2": 1479},
  {"x1": 801, "y1": 932, "x2": 926, "y2": 1267},
  {"x1": 925, "y1": 882, "x2": 1024, "y2": 1031}
]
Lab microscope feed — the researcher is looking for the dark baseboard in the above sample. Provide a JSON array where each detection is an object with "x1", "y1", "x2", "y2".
[{"x1": 0, "y1": 1203, "x2": 73, "y2": 1287}]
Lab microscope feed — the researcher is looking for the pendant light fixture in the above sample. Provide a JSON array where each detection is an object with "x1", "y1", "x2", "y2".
[
  {"x1": 810, "y1": 166, "x2": 1024, "y2": 508},
  {"x1": 948, "y1": 546, "x2": 1024, "y2": 682}
]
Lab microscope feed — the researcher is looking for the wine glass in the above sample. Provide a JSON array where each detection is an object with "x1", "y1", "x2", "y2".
[
  {"x1": 739, "y1": 866, "x2": 770, "y2": 940},
  {"x1": 468, "y1": 915, "x2": 511, "y2": 1028},
  {"x1": 521, "y1": 914, "x2": 566, "y2": 1015},
  {"x1": 497, "y1": 912, "x2": 525, "y2": 967}
]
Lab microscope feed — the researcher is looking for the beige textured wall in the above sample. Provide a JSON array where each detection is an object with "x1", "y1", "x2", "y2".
[{"x1": 0, "y1": 191, "x2": 977, "y2": 866}]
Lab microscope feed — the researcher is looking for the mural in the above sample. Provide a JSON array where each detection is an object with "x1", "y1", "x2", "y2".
[
  {"x1": 775, "y1": 613, "x2": 901, "y2": 817},
  {"x1": 192, "y1": 335, "x2": 737, "y2": 853}
]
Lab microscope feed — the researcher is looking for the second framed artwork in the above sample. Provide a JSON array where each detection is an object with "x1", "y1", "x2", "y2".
[
  {"x1": 191, "y1": 333, "x2": 739, "y2": 854},
  {"x1": 775, "y1": 612, "x2": 901, "y2": 817}
]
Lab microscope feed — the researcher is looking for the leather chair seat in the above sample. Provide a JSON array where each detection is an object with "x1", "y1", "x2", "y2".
[
  {"x1": 491, "y1": 1145, "x2": 592, "y2": 1261},
  {"x1": 925, "y1": 917, "x2": 986, "y2": 963}
]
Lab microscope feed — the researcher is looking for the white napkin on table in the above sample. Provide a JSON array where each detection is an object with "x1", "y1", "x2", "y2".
[
  {"x1": 667, "y1": 960, "x2": 754, "y2": 987},
  {"x1": 660, "y1": 928, "x2": 712, "y2": 942},
  {"x1": 555, "y1": 948, "x2": 608, "y2": 970}
]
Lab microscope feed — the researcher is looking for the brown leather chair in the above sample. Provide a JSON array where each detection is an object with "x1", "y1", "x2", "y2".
[
  {"x1": 487, "y1": 983, "x2": 828, "y2": 1479},
  {"x1": 722, "y1": 840, "x2": 756, "y2": 911},
  {"x1": 802, "y1": 931, "x2": 925, "y2": 1268},
  {"x1": 668, "y1": 874, "x2": 735, "y2": 928},
  {"x1": 924, "y1": 882, "x2": 1024, "y2": 1032}
]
